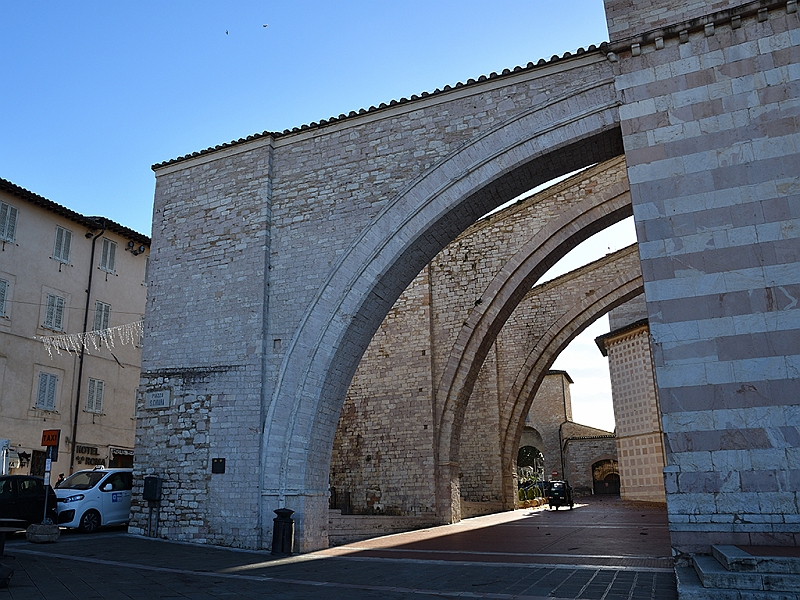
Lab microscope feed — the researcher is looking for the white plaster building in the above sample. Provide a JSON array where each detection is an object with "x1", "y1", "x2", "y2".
[{"x1": 0, "y1": 178, "x2": 149, "y2": 478}]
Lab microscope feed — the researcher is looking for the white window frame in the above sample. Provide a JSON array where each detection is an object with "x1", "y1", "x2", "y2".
[
  {"x1": 99, "y1": 238, "x2": 117, "y2": 273},
  {"x1": 36, "y1": 372, "x2": 58, "y2": 411},
  {"x1": 86, "y1": 378, "x2": 104, "y2": 414},
  {"x1": 94, "y1": 300, "x2": 111, "y2": 331},
  {"x1": 53, "y1": 226, "x2": 73, "y2": 263},
  {"x1": 0, "y1": 202, "x2": 18, "y2": 243},
  {"x1": 0, "y1": 279, "x2": 7, "y2": 317},
  {"x1": 44, "y1": 294, "x2": 65, "y2": 331}
]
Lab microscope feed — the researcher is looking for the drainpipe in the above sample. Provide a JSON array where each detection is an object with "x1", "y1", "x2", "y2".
[{"x1": 69, "y1": 221, "x2": 106, "y2": 473}]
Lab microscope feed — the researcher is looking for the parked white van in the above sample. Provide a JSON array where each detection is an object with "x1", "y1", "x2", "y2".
[{"x1": 55, "y1": 467, "x2": 133, "y2": 532}]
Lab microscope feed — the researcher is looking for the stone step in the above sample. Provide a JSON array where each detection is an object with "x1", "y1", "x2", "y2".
[
  {"x1": 694, "y1": 556, "x2": 800, "y2": 594},
  {"x1": 713, "y1": 545, "x2": 800, "y2": 575},
  {"x1": 677, "y1": 565, "x2": 800, "y2": 600}
]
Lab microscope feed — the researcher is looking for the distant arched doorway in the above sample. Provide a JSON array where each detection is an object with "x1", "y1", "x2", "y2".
[{"x1": 592, "y1": 459, "x2": 620, "y2": 495}]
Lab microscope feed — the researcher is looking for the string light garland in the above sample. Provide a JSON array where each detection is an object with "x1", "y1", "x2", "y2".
[{"x1": 36, "y1": 320, "x2": 144, "y2": 358}]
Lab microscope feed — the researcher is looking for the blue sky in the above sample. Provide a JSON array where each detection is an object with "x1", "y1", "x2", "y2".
[{"x1": 1, "y1": 1, "x2": 631, "y2": 431}]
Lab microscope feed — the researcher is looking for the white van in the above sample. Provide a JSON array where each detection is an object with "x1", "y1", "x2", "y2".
[{"x1": 55, "y1": 467, "x2": 133, "y2": 532}]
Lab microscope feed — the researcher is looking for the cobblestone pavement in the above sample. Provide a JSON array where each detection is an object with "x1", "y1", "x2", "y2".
[{"x1": 0, "y1": 496, "x2": 677, "y2": 599}]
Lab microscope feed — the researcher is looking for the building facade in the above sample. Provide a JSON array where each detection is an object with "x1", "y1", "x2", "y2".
[
  {"x1": 0, "y1": 178, "x2": 149, "y2": 479},
  {"x1": 596, "y1": 297, "x2": 668, "y2": 503}
]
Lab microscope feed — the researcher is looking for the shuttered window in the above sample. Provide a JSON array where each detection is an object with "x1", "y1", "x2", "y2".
[
  {"x1": 36, "y1": 372, "x2": 58, "y2": 411},
  {"x1": 86, "y1": 378, "x2": 104, "y2": 413},
  {"x1": 44, "y1": 294, "x2": 65, "y2": 330},
  {"x1": 0, "y1": 202, "x2": 18, "y2": 243},
  {"x1": 53, "y1": 226, "x2": 73, "y2": 263},
  {"x1": 100, "y1": 238, "x2": 116, "y2": 272},
  {"x1": 94, "y1": 300, "x2": 111, "y2": 331},
  {"x1": 0, "y1": 279, "x2": 7, "y2": 317}
]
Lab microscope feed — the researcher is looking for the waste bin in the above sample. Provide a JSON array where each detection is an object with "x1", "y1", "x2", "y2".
[{"x1": 271, "y1": 508, "x2": 294, "y2": 556}]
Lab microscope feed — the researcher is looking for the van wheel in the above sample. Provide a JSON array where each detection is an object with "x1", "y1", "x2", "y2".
[{"x1": 79, "y1": 510, "x2": 101, "y2": 533}]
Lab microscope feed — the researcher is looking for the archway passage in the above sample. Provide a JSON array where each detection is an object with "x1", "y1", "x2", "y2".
[
  {"x1": 329, "y1": 158, "x2": 634, "y2": 532},
  {"x1": 592, "y1": 460, "x2": 620, "y2": 496}
]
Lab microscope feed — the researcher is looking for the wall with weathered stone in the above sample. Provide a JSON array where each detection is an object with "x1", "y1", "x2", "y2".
[
  {"x1": 139, "y1": 51, "x2": 623, "y2": 551},
  {"x1": 609, "y1": 0, "x2": 800, "y2": 551},
  {"x1": 330, "y1": 160, "x2": 631, "y2": 521}
]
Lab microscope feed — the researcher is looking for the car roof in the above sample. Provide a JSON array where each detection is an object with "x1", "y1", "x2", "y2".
[{"x1": 0, "y1": 475, "x2": 44, "y2": 480}]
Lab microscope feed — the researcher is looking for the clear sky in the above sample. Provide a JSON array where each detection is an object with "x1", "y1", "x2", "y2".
[{"x1": 1, "y1": 1, "x2": 631, "y2": 430}]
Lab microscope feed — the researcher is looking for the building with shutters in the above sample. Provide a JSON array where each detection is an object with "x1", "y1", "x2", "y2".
[{"x1": 0, "y1": 178, "x2": 149, "y2": 479}]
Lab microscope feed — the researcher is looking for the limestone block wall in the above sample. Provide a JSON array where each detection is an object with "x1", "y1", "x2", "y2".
[
  {"x1": 329, "y1": 269, "x2": 436, "y2": 516},
  {"x1": 521, "y1": 373, "x2": 572, "y2": 480},
  {"x1": 610, "y1": 1, "x2": 800, "y2": 551},
  {"x1": 330, "y1": 160, "x2": 631, "y2": 519},
  {"x1": 132, "y1": 151, "x2": 270, "y2": 548},
  {"x1": 141, "y1": 52, "x2": 622, "y2": 551},
  {"x1": 604, "y1": 0, "x2": 743, "y2": 43},
  {"x1": 428, "y1": 157, "x2": 630, "y2": 394},
  {"x1": 563, "y1": 434, "x2": 618, "y2": 494}
]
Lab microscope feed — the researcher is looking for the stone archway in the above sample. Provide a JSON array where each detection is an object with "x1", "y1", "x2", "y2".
[{"x1": 263, "y1": 83, "x2": 623, "y2": 549}]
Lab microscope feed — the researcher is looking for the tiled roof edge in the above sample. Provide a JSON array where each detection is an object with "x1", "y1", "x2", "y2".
[
  {"x1": 0, "y1": 178, "x2": 151, "y2": 245},
  {"x1": 152, "y1": 44, "x2": 606, "y2": 170},
  {"x1": 594, "y1": 318, "x2": 649, "y2": 356}
]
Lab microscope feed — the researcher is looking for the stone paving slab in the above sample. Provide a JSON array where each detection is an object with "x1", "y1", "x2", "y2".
[{"x1": 0, "y1": 497, "x2": 677, "y2": 600}]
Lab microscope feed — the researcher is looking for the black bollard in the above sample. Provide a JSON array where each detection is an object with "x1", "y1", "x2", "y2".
[{"x1": 271, "y1": 508, "x2": 294, "y2": 556}]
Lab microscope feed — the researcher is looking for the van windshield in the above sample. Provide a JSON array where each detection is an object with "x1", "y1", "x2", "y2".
[{"x1": 59, "y1": 471, "x2": 106, "y2": 490}]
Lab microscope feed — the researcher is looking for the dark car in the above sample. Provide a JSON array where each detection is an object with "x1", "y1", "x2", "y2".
[
  {"x1": 0, "y1": 475, "x2": 58, "y2": 527},
  {"x1": 547, "y1": 480, "x2": 574, "y2": 510}
]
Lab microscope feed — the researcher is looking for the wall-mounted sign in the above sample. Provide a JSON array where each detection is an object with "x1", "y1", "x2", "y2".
[
  {"x1": 75, "y1": 444, "x2": 105, "y2": 466},
  {"x1": 145, "y1": 389, "x2": 170, "y2": 410}
]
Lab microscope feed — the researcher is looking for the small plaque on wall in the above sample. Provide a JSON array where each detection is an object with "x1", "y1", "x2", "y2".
[
  {"x1": 211, "y1": 458, "x2": 226, "y2": 474},
  {"x1": 145, "y1": 389, "x2": 170, "y2": 410}
]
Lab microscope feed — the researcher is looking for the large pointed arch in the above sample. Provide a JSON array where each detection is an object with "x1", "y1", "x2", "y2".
[
  {"x1": 495, "y1": 248, "x2": 644, "y2": 504},
  {"x1": 262, "y1": 57, "x2": 622, "y2": 550},
  {"x1": 432, "y1": 185, "x2": 632, "y2": 518}
]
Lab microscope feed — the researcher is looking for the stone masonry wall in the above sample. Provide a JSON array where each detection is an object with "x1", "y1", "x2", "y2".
[
  {"x1": 611, "y1": 1, "x2": 800, "y2": 551},
  {"x1": 331, "y1": 163, "x2": 633, "y2": 521},
  {"x1": 330, "y1": 268, "x2": 435, "y2": 516},
  {"x1": 605, "y1": 0, "x2": 746, "y2": 43},
  {"x1": 564, "y1": 435, "x2": 619, "y2": 494}
]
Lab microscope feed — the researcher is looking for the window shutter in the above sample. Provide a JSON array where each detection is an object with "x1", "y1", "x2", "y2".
[
  {"x1": 94, "y1": 301, "x2": 111, "y2": 331},
  {"x1": 37, "y1": 373, "x2": 57, "y2": 411},
  {"x1": 87, "y1": 378, "x2": 104, "y2": 413},
  {"x1": 0, "y1": 203, "x2": 18, "y2": 242},
  {"x1": 54, "y1": 227, "x2": 72, "y2": 263},
  {"x1": 101, "y1": 239, "x2": 117, "y2": 272},
  {"x1": 0, "y1": 279, "x2": 7, "y2": 316},
  {"x1": 45, "y1": 294, "x2": 65, "y2": 330}
]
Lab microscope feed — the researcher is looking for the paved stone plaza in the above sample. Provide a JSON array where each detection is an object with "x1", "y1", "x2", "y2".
[{"x1": 1, "y1": 498, "x2": 676, "y2": 600}]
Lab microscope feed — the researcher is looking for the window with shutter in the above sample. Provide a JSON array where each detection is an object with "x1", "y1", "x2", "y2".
[
  {"x1": 53, "y1": 226, "x2": 73, "y2": 263},
  {"x1": 86, "y1": 378, "x2": 104, "y2": 413},
  {"x1": 36, "y1": 372, "x2": 58, "y2": 411},
  {"x1": 44, "y1": 294, "x2": 65, "y2": 330},
  {"x1": 94, "y1": 301, "x2": 111, "y2": 331},
  {"x1": 0, "y1": 202, "x2": 18, "y2": 243},
  {"x1": 0, "y1": 279, "x2": 7, "y2": 317},
  {"x1": 100, "y1": 238, "x2": 117, "y2": 272}
]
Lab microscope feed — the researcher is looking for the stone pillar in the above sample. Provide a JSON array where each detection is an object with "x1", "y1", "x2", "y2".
[{"x1": 605, "y1": 0, "x2": 800, "y2": 552}]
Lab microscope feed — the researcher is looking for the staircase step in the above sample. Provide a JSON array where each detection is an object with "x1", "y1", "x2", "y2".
[
  {"x1": 694, "y1": 556, "x2": 764, "y2": 590},
  {"x1": 678, "y1": 564, "x2": 800, "y2": 599},
  {"x1": 714, "y1": 545, "x2": 800, "y2": 575}
]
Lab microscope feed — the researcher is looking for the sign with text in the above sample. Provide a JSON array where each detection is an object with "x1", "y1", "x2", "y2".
[
  {"x1": 145, "y1": 389, "x2": 170, "y2": 410},
  {"x1": 41, "y1": 429, "x2": 60, "y2": 447}
]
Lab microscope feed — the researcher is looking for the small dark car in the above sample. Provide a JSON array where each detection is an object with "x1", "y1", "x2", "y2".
[
  {"x1": 547, "y1": 480, "x2": 574, "y2": 510},
  {"x1": 0, "y1": 475, "x2": 58, "y2": 527}
]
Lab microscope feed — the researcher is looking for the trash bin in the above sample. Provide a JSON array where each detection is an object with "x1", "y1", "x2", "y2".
[{"x1": 271, "y1": 508, "x2": 294, "y2": 556}]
